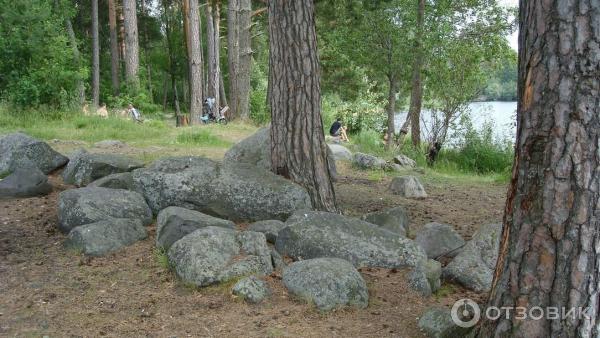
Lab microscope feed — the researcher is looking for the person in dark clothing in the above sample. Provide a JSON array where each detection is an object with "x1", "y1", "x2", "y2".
[{"x1": 329, "y1": 118, "x2": 349, "y2": 142}]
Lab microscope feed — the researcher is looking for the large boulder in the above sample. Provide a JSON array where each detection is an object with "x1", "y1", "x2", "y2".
[
  {"x1": 352, "y1": 152, "x2": 386, "y2": 170},
  {"x1": 361, "y1": 206, "x2": 409, "y2": 237},
  {"x1": 232, "y1": 276, "x2": 270, "y2": 304},
  {"x1": 282, "y1": 258, "x2": 368, "y2": 311},
  {"x1": 393, "y1": 154, "x2": 417, "y2": 168},
  {"x1": 167, "y1": 227, "x2": 273, "y2": 287},
  {"x1": 156, "y1": 206, "x2": 235, "y2": 250},
  {"x1": 415, "y1": 222, "x2": 465, "y2": 259},
  {"x1": 443, "y1": 223, "x2": 502, "y2": 292},
  {"x1": 211, "y1": 163, "x2": 311, "y2": 222},
  {"x1": 0, "y1": 132, "x2": 68, "y2": 174},
  {"x1": 418, "y1": 307, "x2": 472, "y2": 338},
  {"x1": 276, "y1": 211, "x2": 427, "y2": 269},
  {"x1": 389, "y1": 176, "x2": 428, "y2": 198},
  {"x1": 132, "y1": 156, "x2": 220, "y2": 214},
  {"x1": 0, "y1": 168, "x2": 52, "y2": 198},
  {"x1": 62, "y1": 149, "x2": 144, "y2": 187},
  {"x1": 328, "y1": 144, "x2": 352, "y2": 161},
  {"x1": 88, "y1": 172, "x2": 135, "y2": 190},
  {"x1": 247, "y1": 220, "x2": 285, "y2": 244},
  {"x1": 223, "y1": 127, "x2": 338, "y2": 180},
  {"x1": 64, "y1": 218, "x2": 147, "y2": 256},
  {"x1": 57, "y1": 187, "x2": 153, "y2": 234}
]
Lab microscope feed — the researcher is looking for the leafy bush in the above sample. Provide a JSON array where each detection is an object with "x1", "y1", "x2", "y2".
[
  {"x1": 250, "y1": 59, "x2": 270, "y2": 125},
  {"x1": 322, "y1": 87, "x2": 385, "y2": 134}
]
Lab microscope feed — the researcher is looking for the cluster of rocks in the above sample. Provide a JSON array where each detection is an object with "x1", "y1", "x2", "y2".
[
  {"x1": 0, "y1": 132, "x2": 68, "y2": 198},
  {"x1": 352, "y1": 152, "x2": 416, "y2": 171}
]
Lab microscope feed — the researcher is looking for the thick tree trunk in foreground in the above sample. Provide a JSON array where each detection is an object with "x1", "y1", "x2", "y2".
[
  {"x1": 476, "y1": 1, "x2": 600, "y2": 336},
  {"x1": 108, "y1": 0, "x2": 120, "y2": 96},
  {"x1": 91, "y1": 0, "x2": 100, "y2": 109},
  {"x1": 228, "y1": 0, "x2": 251, "y2": 120},
  {"x1": 184, "y1": 0, "x2": 203, "y2": 124},
  {"x1": 386, "y1": 74, "x2": 397, "y2": 150},
  {"x1": 123, "y1": 0, "x2": 140, "y2": 86},
  {"x1": 268, "y1": 0, "x2": 338, "y2": 212},
  {"x1": 206, "y1": 0, "x2": 221, "y2": 109},
  {"x1": 408, "y1": 0, "x2": 424, "y2": 147}
]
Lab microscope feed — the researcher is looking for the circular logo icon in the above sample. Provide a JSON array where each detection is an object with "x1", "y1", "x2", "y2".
[{"x1": 451, "y1": 298, "x2": 481, "y2": 328}]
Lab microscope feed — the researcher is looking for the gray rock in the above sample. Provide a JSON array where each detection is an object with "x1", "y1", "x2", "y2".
[
  {"x1": 132, "y1": 156, "x2": 220, "y2": 214},
  {"x1": 443, "y1": 223, "x2": 502, "y2": 292},
  {"x1": 93, "y1": 140, "x2": 126, "y2": 148},
  {"x1": 0, "y1": 168, "x2": 52, "y2": 198},
  {"x1": 211, "y1": 163, "x2": 312, "y2": 222},
  {"x1": 232, "y1": 276, "x2": 270, "y2": 304},
  {"x1": 247, "y1": 220, "x2": 285, "y2": 244},
  {"x1": 276, "y1": 211, "x2": 427, "y2": 269},
  {"x1": 224, "y1": 127, "x2": 338, "y2": 180},
  {"x1": 389, "y1": 176, "x2": 428, "y2": 198},
  {"x1": 328, "y1": 144, "x2": 352, "y2": 161},
  {"x1": 156, "y1": 206, "x2": 236, "y2": 251},
  {"x1": 352, "y1": 152, "x2": 386, "y2": 170},
  {"x1": 65, "y1": 218, "x2": 147, "y2": 256},
  {"x1": 418, "y1": 307, "x2": 472, "y2": 338},
  {"x1": 415, "y1": 222, "x2": 465, "y2": 259},
  {"x1": 167, "y1": 227, "x2": 273, "y2": 287},
  {"x1": 88, "y1": 172, "x2": 135, "y2": 190},
  {"x1": 271, "y1": 249, "x2": 286, "y2": 270},
  {"x1": 424, "y1": 259, "x2": 442, "y2": 293},
  {"x1": 361, "y1": 206, "x2": 409, "y2": 237},
  {"x1": 393, "y1": 154, "x2": 417, "y2": 168},
  {"x1": 62, "y1": 150, "x2": 144, "y2": 187},
  {"x1": 408, "y1": 267, "x2": 432, "y2": 297},
  {"x1": 57, "y1": 187, "x2": 153, "y2": 234},
  {"x1": 282, "y1": 258, "x2": 368, "y2": 311},
  {"x1": 0, "y1": 132, "x2": 68, "y2": 174}
]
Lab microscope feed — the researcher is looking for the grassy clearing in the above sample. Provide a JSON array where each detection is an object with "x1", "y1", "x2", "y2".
[{"x1": 0, "y1": 106, "x2": 258, "y2": 161}]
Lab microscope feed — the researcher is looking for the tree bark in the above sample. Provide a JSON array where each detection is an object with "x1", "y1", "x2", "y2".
[
  {"x1": 162, "y1": 0, "x2": 181, "y2": 124},
  {"x1": 228, "y1": 0, "x2": 252, "y2": 120},
  {"x1": 386, "y1": 74, "x2": 397, "y2": 150},
  {"x1": 123, "y1": 0, "x2": 140, "y2": 87},
  {"x1": 268, "y1": 0, "x2": 338, "y2": 212},
  {"x1": 476, "y1": 0, "x2": 600, "y2": 336},
  {"x1": 91, "y1": 0, "x2": 100, "y2": 109},
  {"x1": 408, "y1": 0, "x2": 424, "y2": 147},
  {"x1": 219, "y1": 73, "x2": 228, "y2": 108},
  {"x1": 184, "y1": 0, "x2": 203, "y2": 124},
  {"x1": 206, "y1": 0, "x2": 221, "y2": 110},
  {"x1": 108, "y1": 0, "x2": 120, "y2": 96}
]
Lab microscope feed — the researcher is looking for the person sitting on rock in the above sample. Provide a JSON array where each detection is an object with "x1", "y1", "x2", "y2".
[
  {"x1": 127, "y1": 104, "x2": 142, "y2": 123},
  {"x1": 97, "y1": 103, "x2": 109, "y2": 118},
  {"x1": 329, "y1": 118, "x2": 349, "y2": 142}
]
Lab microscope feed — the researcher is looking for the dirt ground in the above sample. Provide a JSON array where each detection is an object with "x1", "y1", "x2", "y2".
[{"x1": 0, "y1": 156, "x2": 506, "y2": 337}]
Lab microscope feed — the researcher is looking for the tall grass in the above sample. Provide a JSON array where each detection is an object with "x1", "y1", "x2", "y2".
[{"x1": 176, "y1": 129, "x2": 232, "y2": 147}]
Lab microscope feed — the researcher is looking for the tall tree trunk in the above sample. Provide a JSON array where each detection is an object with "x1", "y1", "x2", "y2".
[
  {"x1": 228, "y1": 0, "x2": 251, "y2": 120},
  {"x1": 108, "y1": 0, "x2": 120, "y2": 96},
  {"x1": 141, "y1": 0, "x2": 153, "y2": 101},
  {"x1": 219, "y1": 74, "x2": 228, "y2": 108},
  {"x1": 91, "y1": 0, "x2": 100, "y2": 109},
  {"x1": 162, "y1": 0, "x2": 181, "y2": 125},
  {"x1": 408, "y1": 0, "x2": 424, "y2": 147},
  {"x1": 268, "y1": 0, "x2": 337, "y2": 212},
  {"x1": 184, "y1": 0, "x2": 203, "y2": 124},
  {"x1": 206, "y1": 0, "x2": 221, "y2": 109},
  {"x1": 476, "y1": 0, "x2": 600, "y2": 336},
  {"x1": 386, "y1": 74, "x2": 397, "y2": 151},
  {"x1": 162, "y1": 72, "x2": 168, "y2": 110},
  {"x1": 123, "y1": 0, "x2": 140, "y2": 87}
]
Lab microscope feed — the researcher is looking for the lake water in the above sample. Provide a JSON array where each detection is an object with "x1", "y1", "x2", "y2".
[{"x1": 395, "y1": 101, "x2": 518, "y2": 143}]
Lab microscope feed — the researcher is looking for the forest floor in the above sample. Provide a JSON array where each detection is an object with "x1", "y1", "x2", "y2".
[{"x1": 0, "y1": 122, "x2": 507, "y2": 337}]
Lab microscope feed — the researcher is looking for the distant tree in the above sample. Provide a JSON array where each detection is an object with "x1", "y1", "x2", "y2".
[
  {"x1": 108, "y1": 0, "x2": 120, "y2": 96},
  {"x1": 183, "y1": 0, "x2": 203, "y2": 123},
  {"x1": 268, "y1": 0, "x2": 338, "y2": 212},
  {"x1": 206, "y1": 0, "x2": 221, "y2": 109},
  {"x1": 227, "y1": 0, "x2": 252, "y2": 119},
  {"x1": 407, "y1": 0, "x2": 425, "y2": 147},
  {"x1": 123, "y1": 0, "x2": 140, "y2": 87},
  {"x1": 91, "y1": 0, "x2": 99, "y2": 109},
  {"x1": 476, "y1": 0, "x2": 600, "y2": 336}
]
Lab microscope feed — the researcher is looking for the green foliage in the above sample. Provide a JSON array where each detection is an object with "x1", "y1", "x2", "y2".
[
  {"x1": 249, "y1": 59, "x2": 270, "y2": 125},
  {"x1": 322, "y1": 87, "x2": 386, "y2": 134},
  {"x1": 0, "y1": 0, "x2": 83, "y2": 108},
  {"x1": 154, "y1": 248, "x2": 171, "y2": 270},
  {"x1": 176, "y1": 129, "x2": 232, "y2": 147},
  {"x1": 481, "y1": 52, "x2": 518, "y2": 101},
  {"x1": 106, "y1": 91, "x2": 162, "y2": 116}
]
